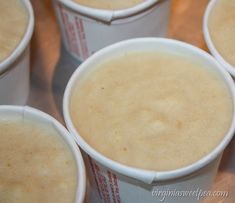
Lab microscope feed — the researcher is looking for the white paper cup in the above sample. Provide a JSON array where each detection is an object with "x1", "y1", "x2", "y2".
[
  {"x1": 63, "y1": 38, "x2": 235, "y2": 203},
  {"x1": 0, "y1": 105, "x2": 86, "y2": 203},
  {"x1": 53, "y1": 0, "x2": 171, "y2": 61},
  {"x1": 0, "y1": 0, "x2": 34, "y2": 105},
  {"x1": 203, "y1": 0, "x2": 235, "y2": 77}
]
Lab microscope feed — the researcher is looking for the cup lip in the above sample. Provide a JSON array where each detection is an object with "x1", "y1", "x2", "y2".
[
  {"x1": 57, "y1": 0, "x2": 159, "y2": 22},
  {"x1": 63, "y1": 38, "x2": 235, "y2": 184},
  {"x1": 0, "y1": 105, "x2": 86, "y2": 203},
  {"x1": 203, "y1": 0, "x2": 235, "y2": 76},
  {"x1": 0, "y1": 0, "x2": 34, "y2": 75}
]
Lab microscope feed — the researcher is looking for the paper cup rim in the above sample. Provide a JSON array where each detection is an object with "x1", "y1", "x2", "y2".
[
  {"x1": 203, "y1": 0, "x2": 235, "y2": 76},
  {"x1": 63, "y1": 38, "x2": 235, "y2": 184},
  {"x1": 0, "y1": 0, "x2": 34, "y2": 75},
  {"x1": 0, "y1": 105, "x2": 86, "y2": 203},
  {"x1": 57, "y1": 0, "x2": 159, "y2": 22}
]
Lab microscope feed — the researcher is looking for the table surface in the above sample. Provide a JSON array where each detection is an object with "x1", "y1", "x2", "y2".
[{"x1": 28, "y1": 0, "x2": 235, "y2": 202}]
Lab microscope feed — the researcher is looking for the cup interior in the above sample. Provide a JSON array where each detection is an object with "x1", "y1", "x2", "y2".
[
  {"x1": 0, "y1": 0, "x2": 34, "y2": 75},
  {"x1": 203, "y1": 0, "x2": 235, "y2": 76},
  {"x1": 0, "y1": 105, "x2": 86, "y2": 203},
  {"x1": 58, "y1": 0, "x2": 160, "y2": 22},
  {"x1": 63, "y1": 38, "x2": 235, "y2": 184}
]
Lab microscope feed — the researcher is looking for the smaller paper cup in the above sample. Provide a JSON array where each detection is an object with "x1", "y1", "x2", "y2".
[
  {"x1": 203, "y1": 0, "x2": 235, "y2": 76},
  {"x1": 53, "y1": 0, "x2": 171, "y2": 61},
  {"x1": 0, "y1": 0, "x2": 34, "y2": 105},
  {"x1": 63, "y1": 38, "x2": 235, "y2": 203},
  {"x1": 0, "y1": 105, "x2": 86, "y2": 203}
]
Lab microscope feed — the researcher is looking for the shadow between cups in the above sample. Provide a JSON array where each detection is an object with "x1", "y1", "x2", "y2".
[{"x1": 52, "y1": 43, "x2": 81, "y2": 120}]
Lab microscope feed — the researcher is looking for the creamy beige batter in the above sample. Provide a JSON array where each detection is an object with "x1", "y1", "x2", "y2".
[
  {"x1": 208, "y1": 0, "x2": 235, "y2": 67},
  {"x1": 0, "y1": 117, "x2": 77, "y2": 203},
  {"x1": 73, "y1": 0, "x2": 144, "y2": 10},
  {"x1": 71, "y1": 51, "x2": 233, "y2": 171},
  {"x1": 0, "y1": 0, "x2": 28, "y2": 62}
]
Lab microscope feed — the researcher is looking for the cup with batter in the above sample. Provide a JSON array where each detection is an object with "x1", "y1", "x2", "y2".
[
  {"x1": 0, "y1": 0, "x2": 34, "y2": 105},
  {"x1": 63, "y1": 38, "x2": 235, "y2": 203},
  {"x1": 203, "y1": 0, "x2": 235, "y2": 76},
  {"x1": 52, "y1": 0, "x2": 171, "y2": 61},
  {"x1": 0, "y1": 105, "x2": 86, "y2": 203}
]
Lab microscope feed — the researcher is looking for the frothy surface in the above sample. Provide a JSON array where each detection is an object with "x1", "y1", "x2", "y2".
[
  {"x1": 73, "y1": 0, "x2": 144, "y2": 10},
  {"x1": 0, "y1": 116, "x2": 77, "y2": 203},
  {"x1": 71, "y1": 51, "x2": 233, "y2": 171},
  {"x1": 0, "y1": 0, "x2": 28, "y2": 62},
  {"x1": 208, "y1": 0, "x2": 235, "y2": 67}
]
